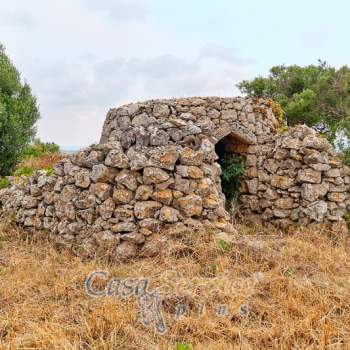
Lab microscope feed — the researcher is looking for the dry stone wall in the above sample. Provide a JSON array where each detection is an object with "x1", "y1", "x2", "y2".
[
  {"x1": 238, "y1": 125, "x2": 350, "y2": 229},
  {"x1": 0, "y1": 97, "x2": 349, "y2": 258}
]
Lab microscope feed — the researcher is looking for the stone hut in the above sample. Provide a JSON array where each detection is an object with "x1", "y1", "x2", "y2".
[{"x1": 0, "y1": 97, "x2": 349, "y2": 257}]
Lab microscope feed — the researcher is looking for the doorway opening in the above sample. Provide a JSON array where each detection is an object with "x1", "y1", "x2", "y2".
[{"x1": 215, "y1": 133, "x2": 247, "y2": 211}]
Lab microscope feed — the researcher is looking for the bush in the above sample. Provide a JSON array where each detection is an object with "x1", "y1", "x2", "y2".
[
  {"x1": 218, "y1": 156, "x2": 245, "y2": 207},
  {"x1": 22, "y1": 138, "x2": 60, "y2": 158},
  {"x1": 0, "y1": 44, "x2": 40, "y2": 175},
  {"x1": 13, "y1": 166, "x2": 34, "y2": 177},
  {"x1": 0, "y1": 177, "x2": 10, "y2": 189}
]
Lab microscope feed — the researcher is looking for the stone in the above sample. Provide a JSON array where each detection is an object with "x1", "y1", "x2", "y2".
[
  {"x1": 290, "y1": 150, "x2": 302, "y2": 161},
  {"x1": 77, "y1": 150, "x2": 104, "y2": 168},
  {"x1": 22, "y1": 196, "x2": 38, "y2": 209},
  {"x1": 126, "y1": 147, "x2": 150, "y2": 170},
  {"x1": 153, "y1": 104, "x2": 170, "y2": 117},
  {"x1": 273, "y1": 209, "x2": 291, "y2": 218},
  {"x1": 324, "y1": 168, "x2": 341, "y2": 178},
  {"x1": 303, "y1": 201, "x2": 328, "y2": 222},
  {"x1": 203, "y1": 193, "x2": 220, "y2": 209},
  {"x1": 132, "y1": 113, "x2": 154, "y2": 127},
  {"x1": 120, "y1": 130, "x2": 136, "y2": 148},
  {"x1": 152, "y1": 147, "x2": 179, "y2": 170},
  {"x1": 91, "y1": 183, "x2": 112, "y2": 201},
  {"x1": 221, "y1": 109, "x2": 237, "y2": 120},
  {"x1": 61, "y1": 185, "x2": 79, "y2": 203},
  {"x1": 301, "y1": 183, "x2": 329, "y2": 201},
  {"x1": 176, "y1": 165, "x2": 203, "y2": 179},
  {"x1": 245, "y1": 166, "x2": 258, "y2": 178},
  {"x1": 90, "y1": 164, "x2": 116, "y2": 183},
  {"x1": 115, "y1": 170, "x2": 138, "y2": 191},
  {"x1": 143, "y1": 167, "x2": 170, "y2": 184},
  {"x1": 139, "y1": 236, "x2": 167, "y2": 258},
  {"x1": 121, "y1": 232, "x2": 145, "y2": 244},
  {"x1": 76, "y1": 191, "x2": 96, "y2": 209},
  {"x1": 246, "y1": 178, "x2": 259, "y2": 195},
  {"x1": 309, "y1": 163, "x2": 331, "y2": 172},
  {"x1": 97, "y1": 198, "x2": 115, "y2": 220},
  {"x1": 329, "y1": 183, "x2": 348, "y2": 192},
  {"x1": 179, "y1": 147, "x2": 204, "y2": 166},
  {"x1": 152, "y1": 189, "x2": 173, "y2": 205},
  {"x1": 155, "y1": 178, "x2": 174, "y2": 190},
  {"x1": 302, "y1": 135, "x2": 330, "y2": 151},
  {"x1": 74, "y1": 169, "x2": 91, "y2": 188},
  {"x1": 113, "y1": 188, "x2": 134, "y2": 204},
  {"x1": 173, "y1": 175, "x2": 190, "y2": 193},
  {"x1": 177, "y1": 195, "x2": 203, "y2": 216},
  {"x1": 246, "y1": 154, "x2": 257, "y2": 167},
  {"x1": 271, "y1": 175, "x2": 295, "y2": 189},
  {"x1": 115, "y1": 241, "x2": 138, "y2": 261},
  {"x1": 105, "y1": 149, "x2": 129, "y2": 168},
  {"x1": 303, "y1": 150, "x2": 328, "y2": 164},
  {"x1": 139, "y1": 218, "x2": 161, "y2": 234},
  {"x1": 297, "y1": 169, "x2": 321, "y2": 184},
  {"x1": 159, "y1": 206, "x2": 179, "y2": 223},
  {"x1": 274, "y1": 197, "x2": 295, "y2": 209},
  {"x1": 281, "y1": 137, "x2": 300, "y2": 149},
  {"x1": 64, "y1": 162, "x2": 80, "y2": 176},
  {"x1": 258, "y1": 170, "x2": 270, "y2": 183},
  {"x1": 150, "y1": 129, "x2": 170, "y2": 146},
  {"x1": 327, "y1": 192, "x2": 348, "y2": 202},
  {"x1": 134, "y1": 201, "x2": 162, "y2": 219},
  {"x1": 114, "y1": 206, "x2": 134, "y2": 221},
  {"x1": 135, "y1": 185, "x2": 153, "y2": 201},
  {"x1": 112, "y1": 222, "x2": 137, "y2": 233},
  {"x1": 239, "y1": 195, "x2": 259, "y2": 210},
  {"x1": 274, "y1": 148, "x2": 289, "y2": 161},
  {"x1": 196, "y1": 178, "x2": 213, "y2": 196},
  {"x1": 30, "y1": 185, "x2": 41, "y2": 197}
]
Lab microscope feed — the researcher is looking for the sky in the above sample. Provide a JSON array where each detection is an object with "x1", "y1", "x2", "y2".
[{"x1": 1, "y1": 0, "x2": 350, "y2": 146}]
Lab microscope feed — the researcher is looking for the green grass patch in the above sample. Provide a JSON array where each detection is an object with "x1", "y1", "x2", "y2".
[
  {"x1": 175, "y1": 342, "x2": 193, "y2": 350},
  {"x1": 0, "y1": 177, "x2": 11, "y2": 189},
  {"x1": 13, "y1": 166, "x2": 34, "y2": 177}
]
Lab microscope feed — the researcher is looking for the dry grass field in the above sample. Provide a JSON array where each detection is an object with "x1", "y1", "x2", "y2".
[{"x1": 0, "y1": 219, "x2": 350, "y2": 350}]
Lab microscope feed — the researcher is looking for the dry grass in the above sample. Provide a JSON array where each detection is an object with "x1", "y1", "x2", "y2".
[
  {"x1": 0, "y1": 221, "x2": 350, "y2": 349},
  {"x1": 16, "y1": 153, "x2": 63, "y2": 172}
]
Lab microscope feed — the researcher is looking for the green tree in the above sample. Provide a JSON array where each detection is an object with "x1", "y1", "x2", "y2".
[
  {"x1": 238, "y1": 61, "x2": 350, "y2": 162},
  {"x1": 0, "y1": 44, "x2": 40, "y2": 175}
]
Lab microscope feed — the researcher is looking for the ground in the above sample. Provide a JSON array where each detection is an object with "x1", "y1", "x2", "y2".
[{"x1": 0, "y1": 220, "x2": 349, "y2": 350}]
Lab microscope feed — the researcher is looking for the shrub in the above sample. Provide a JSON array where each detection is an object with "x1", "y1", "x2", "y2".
[
  {"x1": 0, "y1": 177, "x2": 10, "y2": 189},
  {"x1": 218, "y1": 155, "x2": 245, "y2": 207},
  {"x1": 22, "y1": 138, "x2": 60, "y2": 158},
  {"x1": 0, "y1": 44, "x2": 40, "y2": 175},
  {"x1": 13, "y1": 166, "x2": 34, "y2": 177}
]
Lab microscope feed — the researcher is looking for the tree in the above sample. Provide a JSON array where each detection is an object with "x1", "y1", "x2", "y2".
[
  {"x1": 0, "y1": 44, "x2": 40, "y2": 175},
  {"x1": 237, "y1": 61, "x2": 350, "y2": 162}
]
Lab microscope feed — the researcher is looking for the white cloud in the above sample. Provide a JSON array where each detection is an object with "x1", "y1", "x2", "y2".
[
  {"x1": 0, "y1": 0, "x2": 251, "y2": 146},
  {"x1": 36, "y1": 50, "x2": 248, "y2": 145}
]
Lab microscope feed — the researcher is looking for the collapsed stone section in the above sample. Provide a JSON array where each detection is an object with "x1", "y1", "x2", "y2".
[
  {"x1": 237, "y1": 125, "x2": 350, "y2": 229},
  {"x1": 0, "y1": 97, "x2": 349, "y2": 258}
]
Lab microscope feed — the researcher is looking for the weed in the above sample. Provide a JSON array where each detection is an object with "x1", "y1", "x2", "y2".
[
  {"x1": 0, "y1": 177, "x2": 10, "y2": 189},
  {"x1": 13, "y1": 166, "x2": 34, "y2": 177}
]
